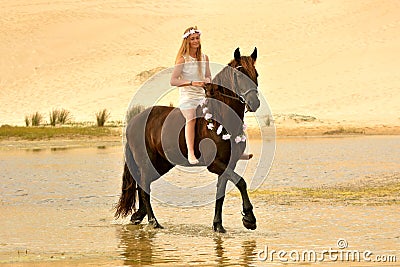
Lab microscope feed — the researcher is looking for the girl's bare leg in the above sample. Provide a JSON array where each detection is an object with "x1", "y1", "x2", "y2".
[
  {"x1": 181, "y1": 108, "x2": 199, "y2": 164},
  {"x1": 185, "y1": 119, "x2": 198, "y2": 164}
]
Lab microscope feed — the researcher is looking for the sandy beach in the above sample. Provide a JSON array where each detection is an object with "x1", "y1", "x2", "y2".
[{"x1": 1, "y1": 0, "x2": 399, "y2": 128}]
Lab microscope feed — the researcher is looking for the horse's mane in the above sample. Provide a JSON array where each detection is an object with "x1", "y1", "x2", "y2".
[
  {"x1": 228, "y1": 56, "x2": 257, "y2": 82},
  {"x1": 211, "y1": 56, "x2": 257, "y2": 97},
  {"x1": 204, "y1": 56, "x2": 256, "y2": 130}
]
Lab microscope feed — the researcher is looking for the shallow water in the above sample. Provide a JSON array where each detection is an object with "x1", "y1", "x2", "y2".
[
  {"x1": 266, "y1": 135, "x2": 400, "y2": 188},
  {"x1": 0, "y1": 136, "x2": 399, "y2": 265}
]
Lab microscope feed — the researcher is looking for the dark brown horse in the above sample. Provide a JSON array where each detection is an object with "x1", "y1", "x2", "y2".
[{"x1": 115, "y1": 47, "x2": 260, "y2": 233}]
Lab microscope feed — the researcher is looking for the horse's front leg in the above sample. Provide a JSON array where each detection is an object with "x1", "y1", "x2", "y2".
[
  {"x1": 236, "y1": 177, "x2": 256, "y2": 230},
  {"x1": 209, "y1": 161, "x2": 256, "y2": 232},
  {"x1": 224, "y1": 167, "x2": 257, "y2": 230}
]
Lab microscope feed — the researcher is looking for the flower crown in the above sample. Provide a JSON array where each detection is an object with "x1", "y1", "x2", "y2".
[{"x1": 182, "y1": 29, "x2": 201, "y2": 39}]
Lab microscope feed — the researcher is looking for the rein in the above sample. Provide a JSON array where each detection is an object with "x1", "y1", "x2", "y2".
[
  {"x1": 214, "y1": 65, "x2": 258, "y2": 111},
  {"x1": 217, "y1": 89, "x2": 257, "y2": 104}
]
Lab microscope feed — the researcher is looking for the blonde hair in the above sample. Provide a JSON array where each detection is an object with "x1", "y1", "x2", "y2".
[{"x1": 175, "y1": 26, "x2": 204, "y2": 79}]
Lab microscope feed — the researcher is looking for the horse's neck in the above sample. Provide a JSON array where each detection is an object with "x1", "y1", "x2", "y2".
[
  {"x1": 213, "y1": 67, "x2": 233, "y2": 89},
  {"x1": 222, "y1": 92, "x2": 245, "y2": 121},
  {"x1": 213, "y1": 86, "x2": 245, "y2": 135},
  {"x1": 209, "y1": 67, "x2": 246, "y2": 133}
]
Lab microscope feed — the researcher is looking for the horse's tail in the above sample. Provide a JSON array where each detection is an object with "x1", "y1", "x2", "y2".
[{"x1": 114, "y1": 144, "x2": 138, "y2": 219}]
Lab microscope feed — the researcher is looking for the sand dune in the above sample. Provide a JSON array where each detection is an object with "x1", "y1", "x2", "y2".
[{"x1": 0, "y1": 0, "x2": 399, "y2": 127}]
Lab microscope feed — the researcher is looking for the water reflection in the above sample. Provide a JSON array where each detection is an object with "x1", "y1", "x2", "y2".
[
  {"x1": 26, "y1": 148, "x2": 45, "y2": 153},
  {"x1": 51, "y1": 147, "x2": 69, "y2": 152},
  {"x1": 214, "y1": 237, "x2": 258, "y2": 266},
  {"x1": 116, "y1": 221, "x2": 260, "y2": 266},
  {"x1": 241, "y1": 240, "x2": 257, "y2": 266},
  {"x1": 116, "y1": 224, "x2": 156, "y2": 266},
  {"x1": 214, "y1": 235, "x2": 228, "y2": 265},
  {"x1": 23, "y1": 146, "x2": 108, "y2": 153}
]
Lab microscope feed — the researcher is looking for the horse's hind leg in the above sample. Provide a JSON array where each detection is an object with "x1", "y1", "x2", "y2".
[
  {"x1": 213, "y1": 175, "x2": 228, "y2": 233},
  {"x1": 140, "y1": 186, "x2": 163, "y2": 229},
  {"x1": 130, "y1": 187, "x2": 147, "y2": 224}
]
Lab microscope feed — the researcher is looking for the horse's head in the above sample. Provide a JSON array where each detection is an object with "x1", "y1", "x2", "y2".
[
  {"x1": 229, "y1": 47, "x2": 260, "y2": 112},
  {"x1": 204, "y1": 48, "x2": 260, "y2": 120}
]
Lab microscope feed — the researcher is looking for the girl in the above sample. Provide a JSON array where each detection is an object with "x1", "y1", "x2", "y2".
[
  {"x1": 170, "y1": 26, "x2": 252, "y2": 164},
  {"x1": 170, "y1": 26, "x2": 211, "y2": 164}
]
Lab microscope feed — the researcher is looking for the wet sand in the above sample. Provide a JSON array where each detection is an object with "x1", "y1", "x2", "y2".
[
  {"x1": 0, "y1": 137, "x2": 399, "y2": 266},
  {"x1": 1, "y1": 202, "x2": 399, "y2": 266}
]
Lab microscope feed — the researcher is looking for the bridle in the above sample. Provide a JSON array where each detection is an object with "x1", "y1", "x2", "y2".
[{"x1": 216, "y1": 65, "x2": 258, "y2": 106}]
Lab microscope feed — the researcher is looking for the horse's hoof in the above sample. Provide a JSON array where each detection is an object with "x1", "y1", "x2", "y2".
[
  {"x1": 213, "y1": 222, "x2": 226, "y2": 233},
  {"x1": 242, "y1": 218, "x2": 257, "y2": 230},
  {"x1": 242, "y1": 210, "x2": 257, "y2": 230},
  {"x1": 131, "y1": 219, "x2": 141, "y2": 225},
  {"x1": 130, "y1": 211, "x2": 146, "y2": 225},
  {"x1": 148, "y1": 219, "x2": 164, "y2": 229}
]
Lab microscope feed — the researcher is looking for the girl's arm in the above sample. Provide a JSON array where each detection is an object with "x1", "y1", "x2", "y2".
[
  {"x1": 170, "y1": 56, "x2": 191, "y2": 87},
  {"x1": 204, "y1": 54, "x2": 212, "y2": 83}
]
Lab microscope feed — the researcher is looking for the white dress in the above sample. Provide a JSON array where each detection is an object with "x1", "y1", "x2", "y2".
[{"x1": 179, "y1": 54, "x2": 207, "y2": 110}]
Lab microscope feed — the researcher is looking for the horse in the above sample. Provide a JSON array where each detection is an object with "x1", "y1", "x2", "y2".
[{"x1": 115, "y1": 47, "x2": 260, "y2": 233}]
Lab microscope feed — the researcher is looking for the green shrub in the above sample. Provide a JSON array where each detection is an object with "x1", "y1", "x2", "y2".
[
  {"x1": 30, "y1": 112, "x2": 43, "y2": 126},
  {"x1": 25, "y1": 116, "x2": 30, "y2": 127},
  {"x1": 49, "y1": 109, "x2": 60, "y2": 126},
  {"x1": 58, "y1": 109, "x2": 72, "y2": 124},
  {"x1": 49, "y1": 109, "x2": 72, "y2": 126},
  {"x1": 95, "y1": 109, "x2": 110, "y2": 127}
]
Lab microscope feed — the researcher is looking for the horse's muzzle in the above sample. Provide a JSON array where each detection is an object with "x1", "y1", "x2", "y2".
[{"x1": 246, "y1": 96, "x2": 260, "y2": 112}]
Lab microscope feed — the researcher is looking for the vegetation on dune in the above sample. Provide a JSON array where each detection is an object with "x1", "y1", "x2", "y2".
[
  {"x1": 58, "y1": 109, "x2": 72, "y2": 125},
  {"x1": 25, "y1": 112, "x2": 43, "y2": 126},
  {"x1": 49, "y1": 109, "x2": 60, "y2": 126},
  {"x1": 95, "y1": 109, "x2": 111, "y2": 127},
  {"x1": 323, "y1": 127, "x2": 365, "y2": 135},
  {"x1": 8, "y1": 108, "x2": 398, "y2": 140},
  {"x1": 49, "y1": 109, "x2": 72, "y2": 126},
  {"x1": 0, "y1": 125, "x2": 118, "y2": 141}
]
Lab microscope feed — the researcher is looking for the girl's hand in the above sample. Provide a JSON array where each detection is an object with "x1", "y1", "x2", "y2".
[
  {"x1": 192, "y1": 81, "x2": 205, "y2": 87},
  {"x1": 204, "y1": 77, "x2": 211, "y2": 84}
]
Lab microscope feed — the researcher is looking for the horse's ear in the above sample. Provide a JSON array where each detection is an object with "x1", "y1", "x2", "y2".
[
  {"x1": 251, "y1": 47, "x2": 257, "y2": 61},
  {"x1": 234, "y1": 47, "x2": 241, "y2": 62}
]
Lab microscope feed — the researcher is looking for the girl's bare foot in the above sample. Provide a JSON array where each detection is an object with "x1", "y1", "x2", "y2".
[
  {"x1": 188, "y1": 155, "x2": 199, "y2": 164},
  {"x1": 240, "y1": 153, "x2": 253, "y2": 160}
]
